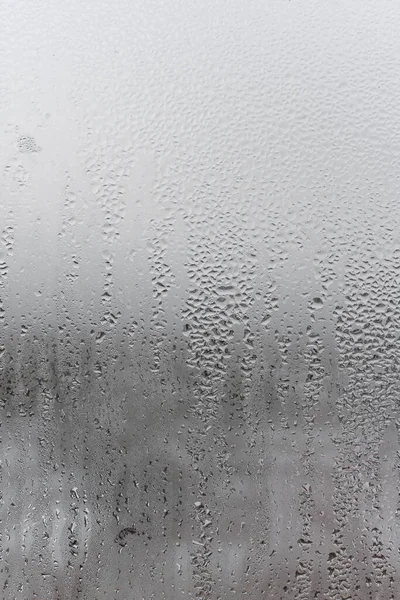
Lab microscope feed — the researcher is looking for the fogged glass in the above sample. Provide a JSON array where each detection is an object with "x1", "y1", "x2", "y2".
[{"x1": 1, "y1": 1, "x2": 400, "y2": 598}]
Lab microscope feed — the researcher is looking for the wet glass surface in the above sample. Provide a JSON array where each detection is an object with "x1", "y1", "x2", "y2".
[{"x1": 1, "y1": 1, "x2": 400, "y2": 598}]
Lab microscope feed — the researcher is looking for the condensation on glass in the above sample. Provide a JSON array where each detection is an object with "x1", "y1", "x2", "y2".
[{"x1": 1, "y1": 1, "x2": 400, "y2": 598}]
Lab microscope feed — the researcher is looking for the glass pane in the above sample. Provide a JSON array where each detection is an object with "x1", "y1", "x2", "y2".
[{"x1": 1, "y1": 1, "x2": 400, "y2": 598}]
